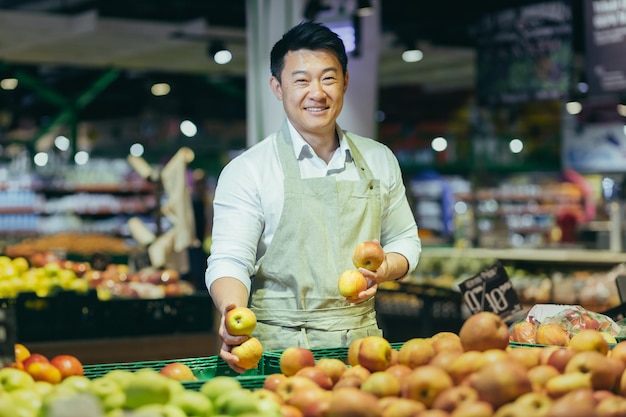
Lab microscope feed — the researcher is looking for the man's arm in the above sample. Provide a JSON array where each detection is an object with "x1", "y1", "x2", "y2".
[{"x1": 210, "y1": 277, "x2": 252, "y2": 373}]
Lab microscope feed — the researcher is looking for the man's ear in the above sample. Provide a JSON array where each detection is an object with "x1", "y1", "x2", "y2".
[{"x1": 269, "y1": 76, "x2": 282, "y2": 101}]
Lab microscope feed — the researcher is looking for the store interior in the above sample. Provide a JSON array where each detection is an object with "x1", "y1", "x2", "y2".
[{"x1": 1, "y1": 0, "x2": 626, "y2": 366}]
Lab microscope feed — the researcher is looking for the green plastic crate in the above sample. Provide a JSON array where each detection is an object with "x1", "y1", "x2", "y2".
[
  {"x1": 83, "y1": 355, "x2": 261, "y2": 382},
  {"x1": 184, "y1": 375, "x2": 267, "y2": 391}
]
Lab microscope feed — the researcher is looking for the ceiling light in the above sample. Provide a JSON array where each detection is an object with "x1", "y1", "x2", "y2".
[
  {"x1": 0, "y1": 78, "x2": 18, "y2": 90},
  {"x1": 209, "y1": 41, "x2": 232, "y2": 65},
  {"x1": 402, "y1": 49, "x2": 423, "y2": 63},
  {"x1": 151, "y1": 82, "x2": 170, "y2": 96}
]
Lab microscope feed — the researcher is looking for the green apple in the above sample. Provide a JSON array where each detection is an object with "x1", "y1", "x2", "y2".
[
  {"x1": 169, "y1": 390, "x2": 213, "y2": 416},
  {"x1": 164, "y1": 379, "x2": 185, "y2": 397},
  {"x1": 101, "y1": 390, "x2": 126, "y2": 413},
  {"x1": 40, "y1": 392, "x2": 103, "y2": 417},
  {"x1": 214, "y1": 389, "x2": 259, "y2": 416},
  {"x1": 33, "y1": 381, "x2": 55, "y2": 398},
  {"x1": 90, "y1": 377, "x2": 122, "y2": 399},
  {"x1": 61, "y1": 375, "x2": 93, "y2": 393},
  {"x1": 0, "y1": 394, "x2": 21, "y2": 417},
  {"x1": 101, "y1": 369, "x2": 134, "y2": 389},
  {"x1": 0, "y1": 367, "x2": 35, "y2": 392},
  {"x1": 133, "y1": 403, "x2": 187, "y2": 417},
  {"x1": 123, "y1": 370, "x2": 171, "y2": 409},
  {"x1": 256, "y1": 398, "x2": 282, "y2": 417},
  {"x1": 199, "y1": 376, "x2": 242, "y2": 403},
  {"x1": 9, "y1": 388, "x2": 42, "y2": 414}
]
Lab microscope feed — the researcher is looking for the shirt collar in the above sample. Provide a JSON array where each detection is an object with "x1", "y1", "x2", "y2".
[{"x1": 286, "y1": 120, "x2": 353, "y2": 163}]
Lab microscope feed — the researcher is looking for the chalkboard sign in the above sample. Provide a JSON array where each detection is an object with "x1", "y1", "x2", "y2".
[
  {"x1": 458, "y1": 262, "x2": 523, "y2": 320},
  {"x1": 475, "y1": 1, "x2": 573, "y2": 105}
]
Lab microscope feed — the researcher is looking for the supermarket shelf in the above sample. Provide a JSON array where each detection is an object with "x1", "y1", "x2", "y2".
[{"x1": 422, "y1": 247, "x2": 626, "y2": 265}]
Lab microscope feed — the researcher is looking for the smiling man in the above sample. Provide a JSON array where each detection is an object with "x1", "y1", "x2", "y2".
[{"x1": 205, "y1": 21, "x2": 421, "y2": 373}]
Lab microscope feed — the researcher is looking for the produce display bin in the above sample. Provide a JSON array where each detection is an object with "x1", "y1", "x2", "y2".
[
  {"x1": 0, "y1": 289, "x2": 99, "y2": 342},
  {"x1": 96, "y1": 293, "x2": 213, "y2": 338},
  {"x1": 83, "y1": 354, "x2": 261, "y2": 382},
  {"x1": 0, "y1": 290, "x2": 213, "y2": 342},
  {"x1": 376, "y1": 282, "x2": 465, "y2": 341}
]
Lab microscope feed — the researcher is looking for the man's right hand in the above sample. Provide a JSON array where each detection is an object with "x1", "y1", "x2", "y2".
[{"x1": 218, "y1": 304, "x2": 250, "y2": 373}]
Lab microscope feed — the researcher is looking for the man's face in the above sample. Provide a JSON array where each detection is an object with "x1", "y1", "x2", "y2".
[{"x1": 270, "y1": 49, "x2": 348, "y2": 140}]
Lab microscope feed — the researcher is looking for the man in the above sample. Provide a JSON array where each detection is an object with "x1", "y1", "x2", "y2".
[{"x1": 206, "y1": 21, "x2": 421, "y2": 373}]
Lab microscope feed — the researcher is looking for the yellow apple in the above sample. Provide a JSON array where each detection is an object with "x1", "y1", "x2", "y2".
[
  {"x1": 279, "y1": 346, "x2": 315, "y2": 377},
  {"x1": 231, "y1": 337, "x2": 263, "y2": 370},
  {"x1": 338, "y1": 269, "x2": 367, "y2": 299},
  {"x1": 568, "y1": 329, "x2": 610, "y2": 355},
  {"x1": 358, "y1": 335, "x2": 393, "y2": 372},
  {"x1": 352, "y1": 240, "x2": 385, "y2": 271},
  {"x1": 224, "y1": 306, "x2": 257, "y2": 336}
]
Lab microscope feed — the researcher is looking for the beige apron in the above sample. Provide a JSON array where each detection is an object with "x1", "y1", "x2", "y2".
[{"x1": 250, "y1": 121, "x2": 383, "y2": 351}]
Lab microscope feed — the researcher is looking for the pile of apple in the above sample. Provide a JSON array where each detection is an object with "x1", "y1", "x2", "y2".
[
  {"x1": 0, "y1": 343, "x2": 282, "y2": 417},
  {"x1": 257, "y1": 311, "x2": 626, "y2": 417}
]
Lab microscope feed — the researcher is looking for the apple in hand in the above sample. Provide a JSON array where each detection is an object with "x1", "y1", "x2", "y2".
[
  {"x1": 231, "y1": 337, "x2": 263, "y2": 370},
  {"x1": 352, "y1": 240, "x2": 385, "y2": 271},
  {"x1": 280, "y1": 346, "x2": 315, "y2": 377},
  {"x1": 224, "y1": 306, "x2": 257, "y2": 336},
  {"x1": 50, "y1": 354, "x2": 84, "y2": 379},
  {"x1": 338, "y1": 269, "x2": 368, "y2": 300},
  {"x1": 159, "y1": 362, "x2": 198, "y2": 381}
]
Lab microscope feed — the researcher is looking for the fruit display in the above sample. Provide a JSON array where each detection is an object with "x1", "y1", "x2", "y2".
[
  {"x1": 9, "y1": 310, "x2": 626, "y2": 416},
  {"x1": 509, "y1": 305, "x2": 621, "y2": 346},
  {"x1": 0, "y1": 253, "x2": 195, "y2": 300},
  {"x1": 4, "y1": 232, "x2": 135, "y2": 257}
]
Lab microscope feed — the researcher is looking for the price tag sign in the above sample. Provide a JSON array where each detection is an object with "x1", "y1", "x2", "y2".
[{"x1": 458, "y1": 262, "x2": 523, "y2": 320}]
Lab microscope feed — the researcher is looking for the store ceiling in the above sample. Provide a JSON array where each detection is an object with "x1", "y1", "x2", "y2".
[{"x1": 0, "y1": 0, "x2": 584, "y2": 124}]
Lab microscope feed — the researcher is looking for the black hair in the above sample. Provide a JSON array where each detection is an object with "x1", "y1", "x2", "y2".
[{"x1": 270, "y1": 20, "x2": 348, "y2": 82}]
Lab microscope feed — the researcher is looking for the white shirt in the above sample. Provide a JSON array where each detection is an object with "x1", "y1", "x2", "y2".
[{"x1": 205, "y1": 120, "x2": 421, "y2": 294}]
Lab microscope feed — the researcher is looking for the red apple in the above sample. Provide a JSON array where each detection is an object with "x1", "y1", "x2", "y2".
[
  {"x1": 358, "y1": 335, "x2": 393, "y2": 372},
  {"x1": 339, "y1": 365, "x2": 371, "y2": 383},
  {"x1": 276, "y1": 376, "x2": 321, "y2": 403},
  {"x1": 263, "y1": 373, "x2": 288, "y2": 392},
  {"x1": 397, "y1": 337, "x2": 435, "y2": 369},
  {"x1": 568, "y1": 329, "x2": 610, "y2": 355},
  {"x1": 22, "y1": 353, "x2": 49, "y2": 369},
  {"x1": 327, "y1": 387, "x2": 382, "y2": 417},
  {"x1": 449, "y1": 400, "x2": 494, "y2": 417},
  {"x1": 545, "y1": 388, "x2": 598, "y2": 417},
  {"x1": 231, "y1": 337, "x2": 263, "y2": 370},
  {"x1": 431, "y1": 385, "x2": 479, "y2": 412},
  {"x1": 360, "y1": 371, "x2": 401, "y2": 398},
  {"x1": 224, "y1": 306, "x2": 257, "y2": 336},
  {"x1": 295, "y1": 366, "x2": 333, "y2": 390},
  {"x1": 379, "y1": 397, "x2": 426, "y2": 417},
  {"x1": 459, "y1": 311, "x2": 509, "y2": 352},
  {"x1": 338, "y1": 269, "x2": 368, "y2": 299},
  {"x1": 280, "y1": 347, "x2": 315, "y2": 377},
  {"x1": 401, "y1": 365, "x2": 453, "y2": 407},
  {"x1": 347, "y1": 339, "x2": 364, "y2": 366},
  {"x1": 527, "y1": 364, "x2": 560, "y2": 393},
  {"x1": 50, "y1": 355, "x2": 84, "y2": 380},
  {"x1": 315, "y1": 357, "x2": 347, "y2": 385},
  {"x1": 159, "y1": 362, "x2": 197, "y2": 381},
  {"x1": 610, "y1": 341, "x2": 626, "y2": 364},
  {"x1": 565, "y1": 350, "x2": 617, "y2": 391},
  {"x1": 352, "y1": 241, "x2": 385, "y2": 271},
  {"x1": 546, "y1": 348, "x2": 577, "y2": 373},
  {"x1": 465, "y1": 360, "x2": 532, "y2": 408}
]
